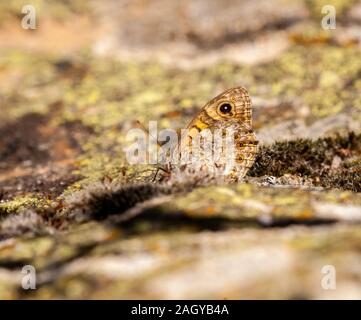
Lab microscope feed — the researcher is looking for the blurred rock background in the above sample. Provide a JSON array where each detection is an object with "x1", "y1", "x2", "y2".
[{"x1": 0, "y1": 0, "x2": 360, "y2": 299}]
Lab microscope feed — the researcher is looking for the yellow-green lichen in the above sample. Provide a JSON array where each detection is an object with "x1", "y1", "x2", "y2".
[{"x1": 0, "y1": 196, "x2": 47, "y2": 215}]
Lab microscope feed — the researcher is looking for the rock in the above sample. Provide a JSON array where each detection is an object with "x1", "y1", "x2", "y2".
[{"x1": 0, "y1": 0, "x2": 360, "y2": 299}]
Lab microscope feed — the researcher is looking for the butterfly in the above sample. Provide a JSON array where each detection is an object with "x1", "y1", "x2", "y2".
[{"x1": 159, "y1": 86, "x2": 259, "y2": 182}]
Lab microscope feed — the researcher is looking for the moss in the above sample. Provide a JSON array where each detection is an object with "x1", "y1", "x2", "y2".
[
  {"x1": 327, "y1": 164, "x2": 361, "y2": 191},
  {"x1": 249, "y1": 131, "x2": 361, "y2": 191},
  {"x1": 60, "y1": 182, "x2": 167, "y2": 221}
]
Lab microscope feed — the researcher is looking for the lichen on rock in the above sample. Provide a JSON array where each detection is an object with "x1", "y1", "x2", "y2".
[{"x1": 0, "y1": 0, "x2": 361, "y2": 299}]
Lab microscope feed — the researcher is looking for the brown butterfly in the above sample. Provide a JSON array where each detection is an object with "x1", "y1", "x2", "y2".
[{"x1": 158, "y1": 86, "x2": 259, "y2": 182}]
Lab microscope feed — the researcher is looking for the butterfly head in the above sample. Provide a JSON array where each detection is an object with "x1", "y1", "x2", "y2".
[{"x1": 203, "y1": 86, "x2": 252, "y2": 127}]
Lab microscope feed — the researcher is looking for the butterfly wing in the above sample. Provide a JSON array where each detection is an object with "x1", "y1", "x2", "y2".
[
  {"x1": 171, "y1": 86, "x2": 257, "y2": 181},
  {"x1": 179, "y1": 86, "x2": 254, "y2": 150}
]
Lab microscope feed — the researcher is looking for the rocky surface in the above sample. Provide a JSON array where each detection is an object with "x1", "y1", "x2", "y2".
[{"x1": 0, "y1": 0, "x2": 360, "y2": 299}]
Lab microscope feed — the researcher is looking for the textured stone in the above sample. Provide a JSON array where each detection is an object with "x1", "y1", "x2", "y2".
[{"x1": 0, "y1": 0, "x2": 360, "y2": 300}]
